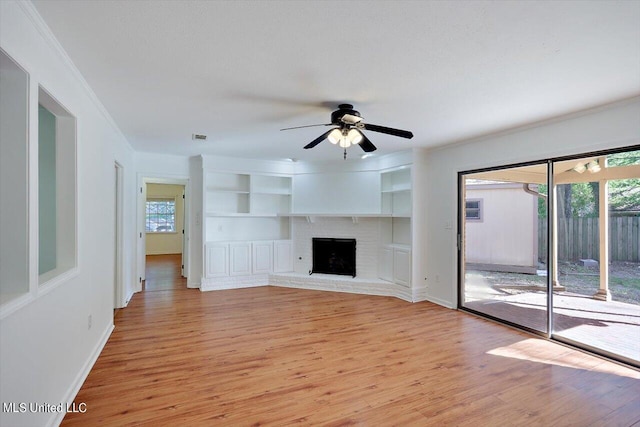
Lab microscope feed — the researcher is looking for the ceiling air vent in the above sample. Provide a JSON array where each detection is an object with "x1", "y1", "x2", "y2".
[{"x1": 192, "y1": 133, "x2": 207, "y2": 141}]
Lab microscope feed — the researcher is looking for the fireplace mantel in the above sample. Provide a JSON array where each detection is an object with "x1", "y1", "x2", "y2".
[{"x1": 279, "y1": 213, "x2": 394, "y2": 223}]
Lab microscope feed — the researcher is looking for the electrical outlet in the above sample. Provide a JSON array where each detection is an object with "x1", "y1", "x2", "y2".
[{"x1": 88, "y1": 314, "x2": 92, "y2": 330}]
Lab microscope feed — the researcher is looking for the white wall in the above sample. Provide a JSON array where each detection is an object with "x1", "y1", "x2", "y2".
[
  {"x1": 291, "y1": 153, "x2": 412, "y2": 214},
  {"x1": 293, "y1": 171, "x2": 380, "y2": 214},
  {"x1": 0, "y1": 2, "x2": 136, "y2": 426},
  {"x1": 416, "y1": 97, "x2": 640, "y2": 308}
]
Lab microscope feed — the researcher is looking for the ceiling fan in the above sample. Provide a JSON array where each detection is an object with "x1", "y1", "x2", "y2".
[{"x1": 281, "y1": 104, "x2": 414, "y2": 159}]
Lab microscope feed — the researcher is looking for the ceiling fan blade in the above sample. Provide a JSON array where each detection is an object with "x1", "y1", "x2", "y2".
[
  {"x1": 362, "y1": 123, "x2": 414, "y2": 139},
  {"x1": 303, "y1": 128, "x2": 335, "y2": 149},
  {"x1": 357, "y1": 131, "x2": 377, "y2": 152},
  {"x1": 281, "y1": 123, "x2": 331, "y2": 131}
]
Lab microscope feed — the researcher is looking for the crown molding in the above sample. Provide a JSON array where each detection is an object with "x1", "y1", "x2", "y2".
[{"x1": 16, "y1": 0, "x2": 133, "y2": 154}]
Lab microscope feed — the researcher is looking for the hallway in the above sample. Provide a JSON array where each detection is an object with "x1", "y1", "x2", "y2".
[{"x1": 144, "y1": 254, "x2": 185, "y2": 291}]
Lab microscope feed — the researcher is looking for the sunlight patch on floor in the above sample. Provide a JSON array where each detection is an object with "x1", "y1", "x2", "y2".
[{"x1": 487, "y1": 338, "x2": 640, "y2": 379}]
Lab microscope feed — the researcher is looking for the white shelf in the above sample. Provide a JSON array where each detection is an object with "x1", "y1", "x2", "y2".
[
  {"x1": 207, "y1": 188, "x2": 250, "y2": 194},
  {"x1": 383, "y1": 243, "x2": 411, "y2": 250},
  {"x1": 381, "y1": 168, "x2": 411, "y2": 216},
  {"x1": 204, "y1": 172, "x2": 292, "y2": 216},
  {"x1": 203, "y1": 171, "x2": 293, "y2": 244},
  {"x1": 252, "y1": 190, "x2": 292, "y2": 195},
  {"x1": 381, "y1": 186, "x2": 411, "y2": 193},
  {"x1": 206, "y1": 172, "x2": 250, "y2": 193},
  {"x1": 281, "y1": 213, "x2": 392, "y2": 217},
  {"x1": 206, "y1": 212, "x2": 278, "y2": 218}
]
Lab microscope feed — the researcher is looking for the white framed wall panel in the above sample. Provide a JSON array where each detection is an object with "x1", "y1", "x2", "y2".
[
  {"x1": 252, "y1": 241, "x2": 273, "y2": 274},
  {"x1": 378, "y1": 246, "x2": 393, "y2": 282},
  {"x1": 229, "y1": 242, "x2": 251, "y2": 276},
  {"x1": 393, "y1": 247, "x2": 411, "y2": 287},
  {"x1": 273, "y1": 240, "x2": 293, "y2": 273},
  {"x1": 205, "y1": 243, "x2": 228, "y2": 278}
]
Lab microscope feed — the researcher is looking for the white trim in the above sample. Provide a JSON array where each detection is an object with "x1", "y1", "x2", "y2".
[
  {"x1": 38, "y1": 267, "x2": 80, "y2": 298},
  {"x1": 48, "y1": 323, "x2": 114, "y2": 427},
  {"x1": 137, "y1": 174, "x2": 191, "y2": 292},
  {"x1": 124, "y1": 289, "x2": 135, "y2": 307},
  {"x1": 269, "y1": 273, "x2": 413, "y2": 302},
  {"x1": 187, "y1": 278, "x2": 201, "y2": 289},
  {"x1": 411, "y1": 286, "x2": 429, "y2": 302},
  {"x1": 200, "y1": 274, "x2": 269, "y2": 291},
  {"x1": 428, "y1": 96, "x2": 640, "y2": 155},
  {"x1": 16, "y1": 1, "x2": 132, "y2": 152},
  {"x1": 0, "y1": 292, "x2": 33, "y2": 320},
  {"x1": 114, "y1": 161, "x2": 125, "y2": 308},
  {"x1": 423, "y1": 294, "x2": 456, "y2": 309}
]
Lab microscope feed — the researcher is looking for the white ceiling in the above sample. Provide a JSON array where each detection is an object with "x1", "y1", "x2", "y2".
[{"x1": 32, "y1": 0, "x2": 640, "y2": 162}]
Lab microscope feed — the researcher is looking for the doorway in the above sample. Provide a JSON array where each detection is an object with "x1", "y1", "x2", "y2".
[
  {"x1": 138, "y1": 176, "x2": 190, "y2": 293},
  {"x1": 459, "y1": 147, "x2": 640, "y2": 366},
  {"x1": 459, "y1": 161, "x2": 549, "y2": 334}
]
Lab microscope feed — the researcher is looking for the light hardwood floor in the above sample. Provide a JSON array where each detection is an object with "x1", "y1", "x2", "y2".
[{"x1": 64, "y1": 257, "x2": 640, "y2": 426}]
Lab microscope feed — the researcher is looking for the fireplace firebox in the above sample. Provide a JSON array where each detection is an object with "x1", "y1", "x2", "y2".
[{"x1": 311, "y1": 238, "x2": 356, "y2": 277}]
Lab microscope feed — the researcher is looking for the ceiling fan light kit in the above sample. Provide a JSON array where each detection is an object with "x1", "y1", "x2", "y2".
[
  {"x1": 327, "y1": 128, "x2": 363, "y2": 148},
  {"x1": 281, "y1": 103, "x2": 414, "y2": 159}
]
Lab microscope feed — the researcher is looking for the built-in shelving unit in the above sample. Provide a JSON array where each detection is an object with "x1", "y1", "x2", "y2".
[
  {"x1": 200, "y1": 162, "x2": 414, "y2": 293},
  {"x1": 202, "y1": 171, "x2": 294, "y2": 287},
  {"x1": 379, "y1": 167, "x2": 412, "y2": 286},
  {"x1": 205, "y1": 172, "x2": 292, "y2": 217},
  {"x1": 381, "y1": 167, "x2": 411, "y2": 217}
]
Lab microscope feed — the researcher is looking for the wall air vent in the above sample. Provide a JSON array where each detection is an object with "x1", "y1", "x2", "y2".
[{"x1": 192, "y1": 134, "x2": 207, "y2": 141}]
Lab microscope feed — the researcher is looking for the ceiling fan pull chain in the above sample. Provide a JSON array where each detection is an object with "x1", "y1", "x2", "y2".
[{"x1": 344, "y1": 148, "x2": 347, "y2": 160}]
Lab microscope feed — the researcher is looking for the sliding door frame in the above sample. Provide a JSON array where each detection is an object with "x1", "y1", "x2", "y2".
[
  {"x1": 458, "y1": 145, "x2": 640, "y2": 367},
  {"x1": 457, "y1": 158, "x2": 551, "y2": 336}
]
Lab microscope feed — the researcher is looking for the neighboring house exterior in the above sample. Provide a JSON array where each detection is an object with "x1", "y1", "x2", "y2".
[{"x1": 465, "y1": 181, "x2": 539, "y2": 274}]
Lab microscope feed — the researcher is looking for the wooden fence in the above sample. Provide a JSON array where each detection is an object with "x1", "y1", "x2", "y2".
[{"x1": 538, "y1": 217, "x2": 640, "y2": 262}]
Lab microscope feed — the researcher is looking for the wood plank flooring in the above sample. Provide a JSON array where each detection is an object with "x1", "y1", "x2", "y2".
[{"x1": 63, "y1": 257, "x2": 640, "y2": 426}]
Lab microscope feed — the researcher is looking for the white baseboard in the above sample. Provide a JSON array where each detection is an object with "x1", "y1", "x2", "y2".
[
  {"x1": 201, "y1": 274, "x2": 269, "y2": 291},
  {"x1": 124, "y1": 290, "x2": 135, "y2": 306},
  {"x1": 412, "y1": 286, "x2": 429, "y2": 302},
  {"x1": 423, "y1": 294, "x2": 456, "y2": 309},
  {"x1": 48, "y1": 323, "x2": 114, "y2": 427},
  {"x1": 269, "y1": 273, "x2": 413, "y2": 302}
]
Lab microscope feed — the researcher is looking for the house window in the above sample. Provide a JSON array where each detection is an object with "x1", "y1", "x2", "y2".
[
  {"x1": 465, "y1": 199, "x2": 483, "y2": 221},
  {"x1": 146, "y1": 199, "x2": 176, "y2": 232}
]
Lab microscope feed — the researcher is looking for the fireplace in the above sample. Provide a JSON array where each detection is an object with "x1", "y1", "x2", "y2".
[{"x1": 311, "y1": 238, "x2": 356, "y2": 277}]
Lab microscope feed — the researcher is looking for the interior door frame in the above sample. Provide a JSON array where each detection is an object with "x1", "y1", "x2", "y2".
[
  {"x1": 114, "y1": 161, "x2": 124, "y2": 308},
  {"x1": 137, "y1": 174, "x2": 190, "y2": 293}
]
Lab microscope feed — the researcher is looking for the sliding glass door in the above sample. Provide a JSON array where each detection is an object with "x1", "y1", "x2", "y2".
[
  {"x1": 459, "y1": 148, "x2": 640, "y2": 366},
  {"x1": 551, "y1": 151, "x2": 640, "y2": 365},
  {"x1": 460, "y1": 162, "x2": 549, "y2": 333}
]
